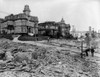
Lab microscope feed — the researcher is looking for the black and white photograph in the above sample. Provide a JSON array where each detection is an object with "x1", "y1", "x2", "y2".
[{"x1": 0, "y1": 0, "x2": 100, "y2": 77}]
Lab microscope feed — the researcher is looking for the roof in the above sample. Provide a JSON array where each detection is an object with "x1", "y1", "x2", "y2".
[
  {"x1": 38, "y1": 21, "x2": 59, "y2": 26},
  {"x1": 61, "y1": 18, "x2": 65, "y2": 23},
  {"x1": 4, "y1": 13, "x2": 38, "y2": 22}
]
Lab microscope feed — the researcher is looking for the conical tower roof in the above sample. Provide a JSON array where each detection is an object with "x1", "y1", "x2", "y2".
[{"x1": 61, "y1": 18, "x2": 65, "y2": 23}]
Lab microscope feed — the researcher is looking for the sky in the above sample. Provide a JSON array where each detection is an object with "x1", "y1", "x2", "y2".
[{"x1": 0, "y1": 0, "x2": 100, "y2": 31}]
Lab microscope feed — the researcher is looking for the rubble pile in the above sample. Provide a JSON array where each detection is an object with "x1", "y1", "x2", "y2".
[{"x1": 0, "y1": 39, "x2": 99, "y2": 77}]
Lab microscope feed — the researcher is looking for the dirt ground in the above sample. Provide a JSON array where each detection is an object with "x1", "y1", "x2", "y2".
[{"x1": 0, "y1": 38, "x2": 99, "y2": 77}]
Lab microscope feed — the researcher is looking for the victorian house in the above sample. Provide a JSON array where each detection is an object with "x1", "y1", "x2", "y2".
[
  {"x1": 0, "y1": 5, "x2": 38, "y2": 34},
  {"x1": 58, "y1": 18, "x2": 70, "y2": 36},
  {"x1": 38, "y1": 18, "x2": 70, "y2": 37},
  {"x1": 38, "y1": 21, "x2": 59, "y2": 37}
]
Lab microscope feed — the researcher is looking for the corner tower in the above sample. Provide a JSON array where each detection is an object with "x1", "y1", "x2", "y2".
[
  {"x1": 61, "y1": 18, "x2": 65, "y2": 23},
  {"x1": 23, "y1": 5, "x2": 31, "y2": 16}
]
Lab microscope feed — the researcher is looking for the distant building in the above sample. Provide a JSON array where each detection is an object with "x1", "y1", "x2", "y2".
[
  {"x1": 70, "y1": 25, "x2": 77, "y2": 37},
  {"x1": 38, "y1": 18, "x2": 70, "y2": 37},
  {"x1": 75, "y1": 31, "x2": 87, "y2": 38},
  {"x1": 0, "y1": 5, "x2": 38, "y2": 34}
]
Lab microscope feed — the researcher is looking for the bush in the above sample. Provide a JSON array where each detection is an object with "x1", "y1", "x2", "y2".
[
  {"x1": 18, "y1": 35, "x2": 49, "y2": 41},
  {"x1": 0, "y1": 34, "x2": 13, "y2": 40}
]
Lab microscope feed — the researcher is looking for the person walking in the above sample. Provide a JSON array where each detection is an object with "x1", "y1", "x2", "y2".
[{"x1": 90, "y1": 38, "x2": 96, "y2": 57}]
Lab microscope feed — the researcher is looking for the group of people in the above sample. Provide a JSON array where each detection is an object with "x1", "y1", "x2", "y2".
[{"x1": 80, "y1": 33, "x2": 96, "y2": 58}]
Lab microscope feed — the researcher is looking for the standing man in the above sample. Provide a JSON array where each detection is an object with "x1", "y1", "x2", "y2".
[{"x1": 84, "y1": 33, "x2": 91, "y2": 56}]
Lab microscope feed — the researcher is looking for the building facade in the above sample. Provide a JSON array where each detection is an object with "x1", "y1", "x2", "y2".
[
  {"x1": 38, "y1": 21, "x2": 59, "y2": 37},
  {"x1": 0, "y1": 5, "x2": 71, "y2": 38},
  {"x1": 0, "y1": 5, "x2": 38, "y2": 34},
  {"x1": 58, "y1": 18, "x2": 70, "y2": 36},
  {"x1": 38, "y1": 18, "x2": 70, "y2": 37}
]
